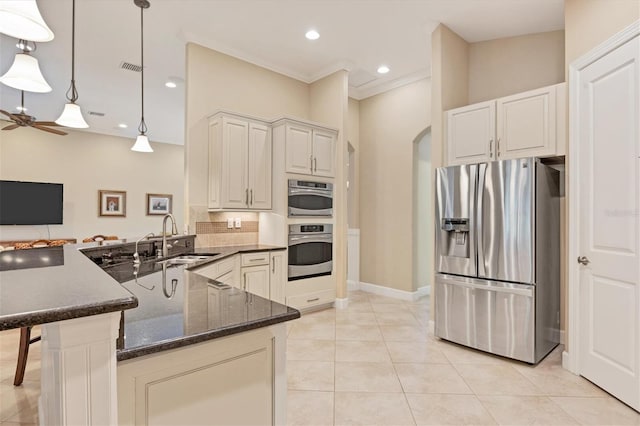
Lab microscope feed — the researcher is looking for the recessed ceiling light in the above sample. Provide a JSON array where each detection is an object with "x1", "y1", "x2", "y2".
[
  {"x1": 377, "y1": 65, "x2": 390, "y2": 74},
  {"x1": 305, "y1": 29, "x2": 320, "y2": 40},
  {"x1": 118, "y1": 123, "x2": 128, "y2": 128},
  {"x1": 165, "y1": 81, "x2": 177, "y2": 88}
]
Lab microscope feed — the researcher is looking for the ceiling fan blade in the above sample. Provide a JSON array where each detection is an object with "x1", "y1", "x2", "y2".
[
  {"x1": 34, "y1": 121, "x2": 61, "y2": 127},
  {"x1": 0, "y1": 109, "x2": 14, "y2": 119},
  {"x1": 32, "y1": 125, "x2": 68, "y2": 136},
  {"x1": 2, "y1": 124, "x2": 19, "y2": 130}
]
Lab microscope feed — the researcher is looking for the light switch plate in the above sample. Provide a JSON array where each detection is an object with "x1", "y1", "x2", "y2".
[
  {"x1": 227, "y1": 218, "x2": 234, "y2": 229},
  {"x1": 234, "y1": 218, "x2": 242, "y2": 228}
]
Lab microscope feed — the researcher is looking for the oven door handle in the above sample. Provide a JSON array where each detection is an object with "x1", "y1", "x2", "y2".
[
  {"x1": 288, "y1": 234, "x2": 333, "y2": 245},
  {"x1": 288, "y1": 188, "x2": 333, "y2": 197}
]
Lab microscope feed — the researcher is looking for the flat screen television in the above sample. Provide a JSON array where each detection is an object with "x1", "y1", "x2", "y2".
[{"x1": 0, "y1": 180, "x2": 63, "y2": 225}]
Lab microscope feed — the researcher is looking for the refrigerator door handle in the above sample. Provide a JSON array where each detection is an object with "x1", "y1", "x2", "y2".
[{"x1": 477, "y1": 163, "x2": 487, "y2": 278}]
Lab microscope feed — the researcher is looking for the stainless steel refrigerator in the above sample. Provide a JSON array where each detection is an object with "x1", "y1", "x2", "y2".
[{"x1": 434, "y1": 158, "x2": 560, "y2": 364}]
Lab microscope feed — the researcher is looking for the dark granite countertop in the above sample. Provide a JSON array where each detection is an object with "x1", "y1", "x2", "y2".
[
  {"x1": 0, "y1": 245, "x2": 138, "y2": 330},
  {"x1": 115, "y1": 262, "x2": 298, "y2": 361},
  {"x1": 0, "y1": 241, "x2": 297, "y2": 361}
]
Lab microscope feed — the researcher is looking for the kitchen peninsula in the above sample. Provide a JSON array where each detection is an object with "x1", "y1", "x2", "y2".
[{"x1": 0, "y1": 237, "x2": 299, "y2": 425}]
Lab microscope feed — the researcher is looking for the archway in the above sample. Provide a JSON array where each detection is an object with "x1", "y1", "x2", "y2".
[{"x1": 412, "y1": 127, "x2": 432, "y2": 294}]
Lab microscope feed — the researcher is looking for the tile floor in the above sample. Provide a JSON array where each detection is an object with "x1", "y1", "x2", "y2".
[{"x1": 0, "y1": 291, "x2": 639, "y2": 425}]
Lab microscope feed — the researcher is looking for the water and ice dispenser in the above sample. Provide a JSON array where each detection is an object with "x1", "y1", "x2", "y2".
[{"x1": 440, "y1": 218, "x2": 469, "y2": 258}]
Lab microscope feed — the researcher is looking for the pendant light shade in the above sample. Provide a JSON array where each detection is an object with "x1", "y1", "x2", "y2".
[
  {"x1": 0, "y1": 0, "x2": 54, "y2": 42},
  {"x1": 131, "y1": 134, "x2": 153, "y2": 152},
  {"x1": 131, "y1": 0, "x2": 153, "y2": 153},
  {"x1": 0, "y1": 52, "x2": 51, "y2": 93},
  {"x1": 55, "y1": 0, "x2": 88, "y2": 129},
  {"x1": 56, "y1": 103, "x2": 88, "y2": 128}
]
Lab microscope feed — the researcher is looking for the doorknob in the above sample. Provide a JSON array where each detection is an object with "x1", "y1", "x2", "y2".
[{"x1": 577, "y1": 256, "x2": 590, "y2": 265}]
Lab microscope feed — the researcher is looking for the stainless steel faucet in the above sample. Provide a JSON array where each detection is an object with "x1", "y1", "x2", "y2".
[
  {"x1": 133, "y1": 232, "x2": 155, "y2": 264},
  {"x1": 161, "y1": 213, "x2": 178, "y2": 258}
]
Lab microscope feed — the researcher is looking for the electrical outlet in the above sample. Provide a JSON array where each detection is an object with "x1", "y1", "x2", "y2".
[
  {"x1": 227, "y1": 218, "x2": 234, "y2": 229},
  {"x1": 234, "y1": 217, "x2": 242, "y2": 228}
]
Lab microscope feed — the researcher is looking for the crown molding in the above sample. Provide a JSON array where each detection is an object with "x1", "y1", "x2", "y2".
[{"x1": 349, "y1": 68, "x2": 431, "y2": 100}]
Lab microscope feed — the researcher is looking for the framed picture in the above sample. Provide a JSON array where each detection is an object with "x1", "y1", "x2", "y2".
[
  {"x1": 99, "y1": 190, "x2": 126, "y2": 217},
  {"x1": 147, "y1": 193, "x2": 172, "y2": 215}
]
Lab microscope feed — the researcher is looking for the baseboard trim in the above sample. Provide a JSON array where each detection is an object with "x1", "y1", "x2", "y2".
[
  {"x1": 334, "y1": 298, "x2": 349, "y2": 309},
  {"x1": 562, "y1": 350, "x2": 576, "y2": 374},
  {"x1": 353, "y1": 281, "x2": 431, "y2": 302}
]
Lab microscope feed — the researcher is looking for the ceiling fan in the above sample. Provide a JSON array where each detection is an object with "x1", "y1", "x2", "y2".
[{"x1": 1, "y1": 91, "x2": 67, "y2": 135}]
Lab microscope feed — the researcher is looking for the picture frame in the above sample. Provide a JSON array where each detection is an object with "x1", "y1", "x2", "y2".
[
  {"x1": 146, "y1": 193, "x2": 172, "y2": 215},
  {"x1": 99, "y1": 190, "x2": 126, "y2": 217}
]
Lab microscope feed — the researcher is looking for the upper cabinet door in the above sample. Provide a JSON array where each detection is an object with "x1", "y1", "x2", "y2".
[
  {"x1": 221, "y1": 117, "x2": 249, "y2": 209},
  {"x1": 285, "y1": 124, "x2": 313, "y2": 175},
  {"x1": 496, "y1": 85, "x2": 557, "y2": 160},
  {"x1": 248, "y1": 123, "x2": 272, "y2": 210},
  {"x1": 312, "y1": 130, "x2": 335, "y2": 177},
  {"x1": 447, "y1": 100, "x2": 495, "y2": 166}
]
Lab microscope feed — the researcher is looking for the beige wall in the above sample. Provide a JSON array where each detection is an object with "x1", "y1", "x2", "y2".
[
  {"x1": 347, "y1": 98, "x2": 360, "y2": 228},
  {"x1": 359, "y1": 78, "x2": 431, "y2": 292},
  {"x1": 185, "y1": 43, "x2": 311, "y2": 234},
  {"x1": 565, "y1": 0, "x2": 640, "y2": 71},
  {"x1": 468, "y1": 30, "x2": 565, "y2": 103},
  {"x1": 0, "y1": 128, "x2": 184, "y2": 242},
  {"x1": 310, "y1": 71, "x2": 350, "y2": 298},
  {"x1": 431, "y1": 24, "x2": 469, "y2": 170}
]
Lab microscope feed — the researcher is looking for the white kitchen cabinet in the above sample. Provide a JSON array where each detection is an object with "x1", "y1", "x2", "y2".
[
  {"x1": 208, "y1": 113, "x2": 272, "y2": 211},
  {"x1": 240, "y1": 251, "x2": 271, "y2": 299},
  {"x1": 270, "y1": 251, "x2": 286, "y2": 304},
  {"x1": 275, "y1": 119, "x2": 337, "y2": 177},
  {"x1": 447, "y1": 100, "x2": 495, "y2": 165},
  {"x1": 445, "y1": 83, "x2": 566, "y2": 166},
  {"x1": 191, "y1": 255, "x2": 239, "y2": 288},
  {"x1": 496, "y1": 85, "x2": 557, "y2": 160},
  {"x1": 118, "y1": 327, "x2": 279, "y2": 426},
  {"x1": 242, "y1": 265, "x2": 270, "y2": 299}
]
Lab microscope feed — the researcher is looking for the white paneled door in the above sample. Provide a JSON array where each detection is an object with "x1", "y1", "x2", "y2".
[{"x1": 577, "y1": 33, "x2": 639, "y2": 411}]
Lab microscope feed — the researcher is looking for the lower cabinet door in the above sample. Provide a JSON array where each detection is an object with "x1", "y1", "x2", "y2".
[
  {"x1": 118, "y1": 329, "x2": 274, "y2": 426},
  {"x1": 242, "y1": 264, "x2": 270, "y2": 299}
]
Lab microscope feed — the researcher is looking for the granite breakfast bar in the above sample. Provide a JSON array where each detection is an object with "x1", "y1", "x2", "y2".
[{"x1": 0, "y1": 238, "x2": 299, "y2": 425}]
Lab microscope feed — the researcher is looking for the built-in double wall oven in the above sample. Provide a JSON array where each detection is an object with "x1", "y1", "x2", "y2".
[
  {"x1": 288, "y1": 179, "x2": 333, "y2": 217},
  {"x1": 288, "y1": 224, "x2": 333, "y2": 281}
]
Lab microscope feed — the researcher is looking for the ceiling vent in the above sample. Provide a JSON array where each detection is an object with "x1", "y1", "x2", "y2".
[
  {"x1": 120, "y1": 61, "x2": 142, "y2": 72},
  {"x1": 88, "y1": 111, "x2": 105, "y2": 117},
  {"x1": 349, "y1": 69, "x2": 377, "y2": 88}
]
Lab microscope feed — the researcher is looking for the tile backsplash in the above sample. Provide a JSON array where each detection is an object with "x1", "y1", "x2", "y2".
[{"x1": 195, "y1": 224, "x2": 258, "y2": 247}]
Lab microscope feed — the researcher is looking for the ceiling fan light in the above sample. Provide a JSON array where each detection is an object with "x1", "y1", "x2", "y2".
[
  {"x1": 131, "y1": 134, "x2": 153, "y2": 152},
  {"x1": 0, "y1": 0, "x2": 54, "y2": 42},
  {"x1": 0, "y1": 53, "x2": 51, "y2": 93},
  {"x1": 55, "y1": 103, "x2": 89, "y2": 128}
]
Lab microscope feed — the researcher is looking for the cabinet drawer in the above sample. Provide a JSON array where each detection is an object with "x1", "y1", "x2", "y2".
[
  {"x1": 217, "y1": 269, "x2": 237, "y2": 288},
  {"x1": 193, "y1": 255, "x2": 236, "y2": 280},
  {"x1": 217, "y1": 256, "x2": 236, "y2": 276},
  {"x1": 241, "y1": 252, "x2": 270, "y2": 267},
  {"x1": 286, "y1": 289, "x2": 334, "y2": 310}
]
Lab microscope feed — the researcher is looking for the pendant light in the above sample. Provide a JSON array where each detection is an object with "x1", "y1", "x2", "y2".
[
  {"x1": 0, "y1": 40, "x2": 51, "y2": 93},
  {"x1": 0, "y1": 0, "x2": 54, "y2": 42},
  {"x1": 55, "y1": 0, "x2": 88, "y2": 128},
  {"x1": 131, "y1": 0, "x2": 153, "y2": 153}
]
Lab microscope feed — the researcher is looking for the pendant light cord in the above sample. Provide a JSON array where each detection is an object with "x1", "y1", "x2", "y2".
[
  {"x1": 138, "y1": 4, "x2": 147, "y2": 135},
  {"x1": 65, "y1": 0, "x2": 79, "y2": 103}
]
